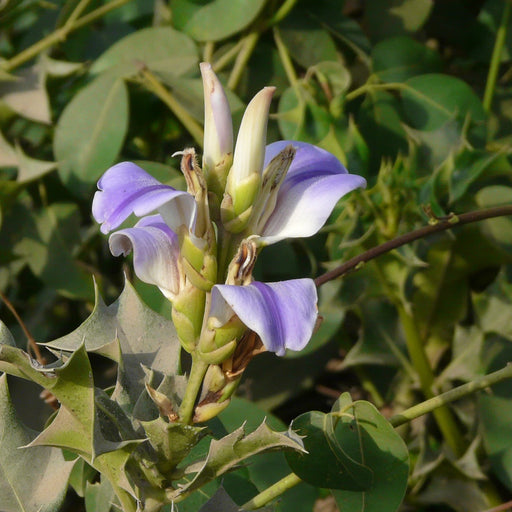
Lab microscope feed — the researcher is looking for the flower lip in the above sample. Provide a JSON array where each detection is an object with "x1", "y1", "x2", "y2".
[
  {"x1": 108, "y1": 214, "x2": 183, "y2": 299},
  {"x1": 92, "y1": 161, "x2": 197, "y2": 235},
  {"x1": 253, "y1": 141, "x2": 367, "y2": 245},
  {"x1": 210, "y1": 279, "x2": 318, "y2": 356}
]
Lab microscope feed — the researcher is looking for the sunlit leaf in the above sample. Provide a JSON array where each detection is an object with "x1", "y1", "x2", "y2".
[
  {"x1": 54, "y1": 73, "x2": 129, "y2": 195},
  {"x1": 0, "y1": 65, "x2": 51, "y2": 124},
  {"x1": 169, "y1": 421, "x2": 305, "y2": 500},
  {"x1": 90, "y1": 27, "x2": 198, "y2": 78},
  {"x1": 0, "y1": 374, "x2": 74, "y2": 512},
  {"x1": 172, "y1": 0, "x2": 266, "y2": 42}
]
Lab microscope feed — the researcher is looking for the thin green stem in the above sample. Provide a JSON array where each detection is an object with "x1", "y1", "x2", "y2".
[
  {"x1": 345, "y1": 82, "x2": 406, "y2": 102},
  {"x1": 0, "y1": 0, "x2": 134, "y2": 72},
  {"x1": 212, "y1": 39, "x2": 245, "y2": 73},
  {"x1": 63, "y1": 0, "x2": 92, "y2": 28},
  {"x1": 227, "y1": 31, "x2": 260, "y2": 91},
  {"x1": 243, "y1": 472, "x2": 302, "y2": 510},
  {"x1": 390, "y1": 363, "x2": 512, "y2": 428},
  {"x1": 483, "y1": 0, "x2": 512, "y2": 113},
  {"x1": 274, "y1": 27, "x2": 299, "y2": 91},
  {"x1": 398, "y1": 306, "x2": 466, "y2": 457},
  {"x1": 267, "y1": 0, "x2": 299, "y2": 26},
  {"x1": 203, "y1": 41, "x2": 215, "y2": 63},
  {"x1": 140, "y1": 68, "x2": 204, "y2": 147},
  {"x1": 178, "y1": 356, "x2": 209, "y2": 424}
]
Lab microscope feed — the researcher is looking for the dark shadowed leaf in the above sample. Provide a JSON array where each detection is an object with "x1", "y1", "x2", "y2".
[
  {"x1": 330, "y1": 395, "x2": 409, "y2": 512},
  {"x1": 14, "y1": 203, "x2": 93, "y2": 300},
  {"x1": 401, "y1": 74, "x2": 486, "y2": 137},
  {"x1": 279, "y1": 8, "x2": 339, "y2": 68},
  {"x1": 285, "y1": 405, "x2": 373, "y2": 490},
  {"x1": 364, "y1": 0, "x2": 433, "y2": 42},
  {"x1": 373, "y1": 36, "x2": 442, "y2": 82}
]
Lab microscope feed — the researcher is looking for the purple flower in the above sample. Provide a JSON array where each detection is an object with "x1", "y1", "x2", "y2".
[
  {"x1": 210, "y1": 279, "x2": 318, "y2": 356},
  {"x1": 92, "y1": 141, "x2": 364, "y2": 353}
]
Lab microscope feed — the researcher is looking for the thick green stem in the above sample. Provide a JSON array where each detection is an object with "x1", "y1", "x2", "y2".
[
  {"x1": 0, "y1": 0, "x2": 134, "y2": 72},
  {"x1": 243, "y1": 472, "x2": 302, "y2": 510},
  {"x1": 398, "y1": 306, "x2": 466, "y2": 457},
  {"x1": 483, "y1": 0, "x2": 512, "y2": 113},
  {"x1": 391, "y1": 363, "x2": 512, "y2": 428},
  {"x1": 140, "y1": 68, "x2": 204, "y2": 147},
  {"x1": 178, "y1": 356, "x2": 209, "y2": 424}
]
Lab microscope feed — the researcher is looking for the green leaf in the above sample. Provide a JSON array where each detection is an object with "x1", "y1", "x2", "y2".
[
  {"x1": 412, "y1": 238, "x2": 468, "y2": 338},
  {"x1": 45, "y1": 280, "x2": 181, "y2": 405},
  {"x1": 0, "y1": 65, "x2": 51, "y2": 124},
  {"x1": 344, "y1": 299, "x2": 405, "y2": 368},
  {"x1": 330, "y1": 396, "x2": 409, "y2": 512},
  {"x1": 141, "y1": 416, "x2": 205, "y2": 474},
  {"x1": 357, "y1": 89, "x2": 408, "y2": 172},
  {"x1": 14, "y1": 203, "x2": 93, "y2": 300},
  {"x1": 401, "y1": 74, "x2": 486, "y2": 134},
  {"x1": 0, "y1": 374, "x2": 74, "y2": 512},
  {"x1": 90, "y1": 27, "x2": 198, "y2": 78},
  {"x1": 479, "y1": 392, "x2": 512, "y2": 492},
  {"x1": 277, "y1": 85, "x2": 332, "y2": 144},
  {"x1": 169, "y1": 422, "x2": 305, "y2": 500},
  {"x1": 279, "y1": 7, "x2": 339, "y2": 68},
  {"x1": 364, "y1": 0, "x2": 433, "y2": 42},
  {"x1": 218, "y1": 397, "x2": 319, "y2": 511},
  {"x1": 449, "y1": 149, "x2": 512, "y2": 204},
  {"x1": 197, "y1": 486, "x2": 244, "y2": 512},
  {"x1": 54, "y1": 73, "x2": 129, "y2": 195},
  {"x1": 285, "y1": 407, "x2": 374, "y2": 490},
  {"x1": 85, "y1": 478, "x2": 116, "y2": 512},
  {"x1": 14, "y1": 142, "x2": 56, "y2": 183},
  {"x1": 171, "y1": 0, "x2": 266, "y2": 42},
  {"x1": 475, "y1": 185, "x2": 512, "y2": 248},
  {"x1": 372, "y1": 36, "x2": 442, "y2": 82}
]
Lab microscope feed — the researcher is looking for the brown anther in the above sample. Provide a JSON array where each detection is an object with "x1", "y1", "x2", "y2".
[
  {"x1": 223, "y1": 331, "x2": 265, "y2": 379},
  {"x1": 226, "y1": 240, "x2": 258, "y2": 285}
]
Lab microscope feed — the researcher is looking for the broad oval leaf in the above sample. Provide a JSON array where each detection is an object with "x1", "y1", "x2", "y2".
[
  {"x1": 330, "y1": 396, "x2": 410, "y2": 512},
  {"x1": 372, "y1": 36, "x2": 442, "y2": 82},
  {"x1": 90, "y1": 27, "x2": 198, "y2": 78},
  {"x1": 285, "y1": 409, "x2": 374, "y2": 490},
  {"x1": 172, "y1": 0, "x2": 266, "y2": 42},
  {"x1": 401, "y1": 74, "x2": 486, "y2": 133},
  {"x1": 54, "y1": 73, "x2": 128, "y2": 195},
  {"x1": 279, "y1": 7, "x2": 339, "y2": 68}
]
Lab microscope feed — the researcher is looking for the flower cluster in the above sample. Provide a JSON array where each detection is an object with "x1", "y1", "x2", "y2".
[{"x1": 92, "y1": 63, "x2": 366, "y2": 422}]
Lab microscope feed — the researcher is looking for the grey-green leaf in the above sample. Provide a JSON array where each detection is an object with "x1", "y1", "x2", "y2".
[
  {"x1": 0, "y1": 374, "x2": 74, "y2": 512},
  {"x1": 90, "y1": 27, "x2": 198, "y2": 78},
  {"x1": 54, "y1": 73, "x2": 129, "y2": 195}
]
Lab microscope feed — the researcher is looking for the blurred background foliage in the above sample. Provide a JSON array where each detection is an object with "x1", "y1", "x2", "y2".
[{"x1": 2, "y1": 0, "x2": 512, "y2": 510}]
